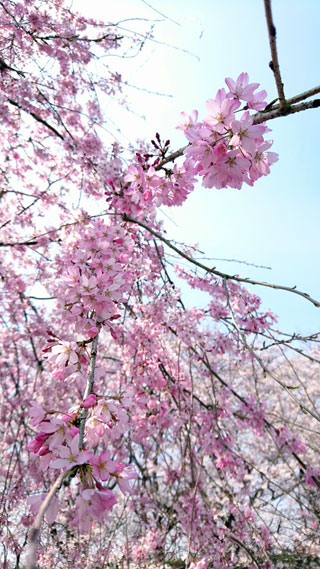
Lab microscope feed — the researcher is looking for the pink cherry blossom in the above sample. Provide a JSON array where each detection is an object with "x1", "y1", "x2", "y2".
[
  {"x1": 90, "y1": 449, "x2": 115, "y2": 481},
  {"x1": 29, "y1": 402, "x2": 46, "y2": 427},
  {"x1": 225, "y1": 72, "x2": 259, "y2": 101},
  {"x1": 110, "y1": 463, "x2": 138, "y2": 494},
  {"x1": 204, "y1": 88, "x2": 241, "y2": 133},
  {"x1": 49, "y1": 341, "x2": 79, "y2": 367},
  {"x1": 50, "y1": 434, "x2": 92, "y2": 470},
  {"x1": 82, "y1": 394, "x2": 97, "y2": 408},
  {"x1": 27, "y1": 493, "x2": 59, "y2": 525}
]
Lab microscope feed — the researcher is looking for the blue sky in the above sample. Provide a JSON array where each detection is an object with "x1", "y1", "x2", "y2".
[{"x1": 74, "y1": 0, "x2": 320, "y2": 336}]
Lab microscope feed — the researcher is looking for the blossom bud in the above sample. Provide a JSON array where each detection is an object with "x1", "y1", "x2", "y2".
[{"x1": 82, "y1": 394, "x2": 97, "y2": 408}]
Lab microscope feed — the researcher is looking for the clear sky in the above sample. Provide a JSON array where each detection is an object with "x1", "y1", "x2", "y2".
[{"x1": 73, "y1": 0, "x2": 320, "y2": 336}]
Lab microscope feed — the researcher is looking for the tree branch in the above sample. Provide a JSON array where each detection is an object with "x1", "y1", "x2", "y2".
[
  {"x1": 123, "y1": 215, "x2": 320, "y2": 308},
  {"x1": 26, "y1": 471, "x2": 68, "y2": 569},
  {"x1": 223, "y1": 277, "x2": 320, "y2": 423},
  {"x1": 283, "y1": 85, "x2": 320, "y2": 106},
  {"x1": 254, "y1": 98, "x2": 320, "y2": 124},
  {"x1": 264, "y1": 0, "x2": 286, "y2": 107},
  {"x1": 8, "y1": 98, "x2": 64, "y2": 139},
  {"x1": 78, "y1": 332, "x2": 99, "y2": 450}
]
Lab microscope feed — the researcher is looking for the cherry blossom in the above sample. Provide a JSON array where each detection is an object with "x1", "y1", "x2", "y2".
[
  {"x1": 50, "y1": 435, "x2": 92, "y2": 470},
  {"x1": 0, "y1": 1, "x2": 318, "y2": 567}
]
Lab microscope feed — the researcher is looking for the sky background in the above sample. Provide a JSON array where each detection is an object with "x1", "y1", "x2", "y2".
[{"x1": 73, "y1": 0, "x2": 320, "y2": 337}]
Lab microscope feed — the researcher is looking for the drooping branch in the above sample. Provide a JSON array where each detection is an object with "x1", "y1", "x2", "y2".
[
  {"x1": 166, "y1": 324, "x2": 320, "y2": 489},
  {"x1": 123, "y1": 215, "x2": 320, "y2": 308},
  {"x1": 8, "y1": 98, "x2": 64, "y2": 140},
  {"x1": 26, "y1": 471, "x2": 69, "y2": 569},
  {"x1": 223, "y1": 277, "x2": 320, "y2": 423}
]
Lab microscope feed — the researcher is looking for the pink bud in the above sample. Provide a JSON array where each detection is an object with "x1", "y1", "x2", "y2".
[
  {"x1": 143, "y1": 190, "x2": 152, "y2": 201},
  {"x1": 38, "y1": 445, "x2": 50, "y2": 456},
  {"x1": 86, "y1": 326, "x2": 99, "y2": 338},
  {"x1": 82, "y1": 394, "x2": 97, "y2": 408},
  {"x1": 35, "y1": 432, "x2": 49, "y2": 442},
  {"x1": 28, "y1": 432, "x2": 49, "y2": 453}
]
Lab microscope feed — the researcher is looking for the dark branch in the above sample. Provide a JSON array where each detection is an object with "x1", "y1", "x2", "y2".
[
  {"x1": 8, "y1": 99, "x2": 64, "y2": 140},
  {"x1": 254, "y1": 98, "x2": 320, "y2": 124},
  {"x1": 264, "y1": 0, "x2": 286, "y2": 107}
]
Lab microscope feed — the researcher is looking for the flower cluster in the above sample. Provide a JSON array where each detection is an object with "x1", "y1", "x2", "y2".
[
  {"x1": 1, "y1": 0, "x2": 317, "y2": 562},
  {"x1": 28, "y1": 395, "x2": 137, "y2": 532},
  {"x1": 178, "y1": 73, "x2": 278, "y2": 189},
  {"x1": 58, "y1": 219, "x2": 134, "y2": 331},
  {"x1": 106, "y1": 74, "x2": 278, "y2": 222},
  {"x1": 27, "y1": 218, "x2": 138, "y2": 531},
  {"x1": 108, "y1": 156, "x2": 197, "y2": 220}
]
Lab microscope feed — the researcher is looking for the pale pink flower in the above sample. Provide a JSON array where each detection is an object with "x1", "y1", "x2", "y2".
[
  {"x1": 82, "y1": 488, "x2": 116, "y2": 518},
  {"x1": 50, "y1": 341, "x2": 79, "y2": 367},
  {"x1": 177, "y1": 109, "x2": 198, "y2": 130},
  {"x1": 38, "y1": 417, "x2": 74, "y2": 449},
  {"x1": 82, "y1": 394, "x2": 97, "y2": 408},
  {"x1": 90, "y1": 449, "x2": 115, "y2": 481},
  {"x1": 204, "y1": 89, "x2": 240, "y2": 133},
  {"x1": 63, "y1": 266, "x2": 80, "y2": 287},
  {"x1": 50, "y1": 434, "x2": 92, "y2": 470},
  {"x1": 225, "y1": 72, "x2": 259, "y2": 101},
  {"x1": 110, "y1": 464, "x2": 138, "y2": 494},
  {"x1": 29, "y1": 401, "x2": 46, "y2": 427},
  {"x1": 85, "y1": 416, "x2": 106, "y2": 446},
  {"x1": 247, "y1": 89, "x2": 268, "y2": 110},
  {"x1": 79, "y1": 274, "x2": 97, "y2": 296},
  {"x1": 249, "y1": 140, "x2": 278, "y2": 181},
  {"x1": 27, "y1": 493, "x2": 59, "y2": 524},
  {"x1": 230, "y1": 111, "x2": 266, "y2": 155},
  {"x1": 123, "y1": 164, "x2": 145, "y2": 189},
  {"x1": 176, "y1": 110, "x2": 200, "y2": 141},
  {"x1": 73, "y1": 488, "x2": 117, "y2": 533}
]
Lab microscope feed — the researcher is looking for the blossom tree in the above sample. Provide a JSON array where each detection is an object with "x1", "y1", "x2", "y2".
[{"x1": 0, "y1": 0, "x2": 319, "y2": 568}]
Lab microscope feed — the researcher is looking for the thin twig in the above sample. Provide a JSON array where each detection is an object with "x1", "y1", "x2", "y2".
[
  {"x1": 0, "y1": 240, "x2": 38, "y2": 247},
  {"x1": 155, "y1": 145, "x2": 187, "y2": 169},
  {"x1": 264, "y1": 0, "x2": 286, "y2": 107},
  {"x1": 78, "y1": 332, "x2": 99, "y2": 450},
  {"x1": 223, "y1": 277, "x2": 320, "y2": 423}
]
